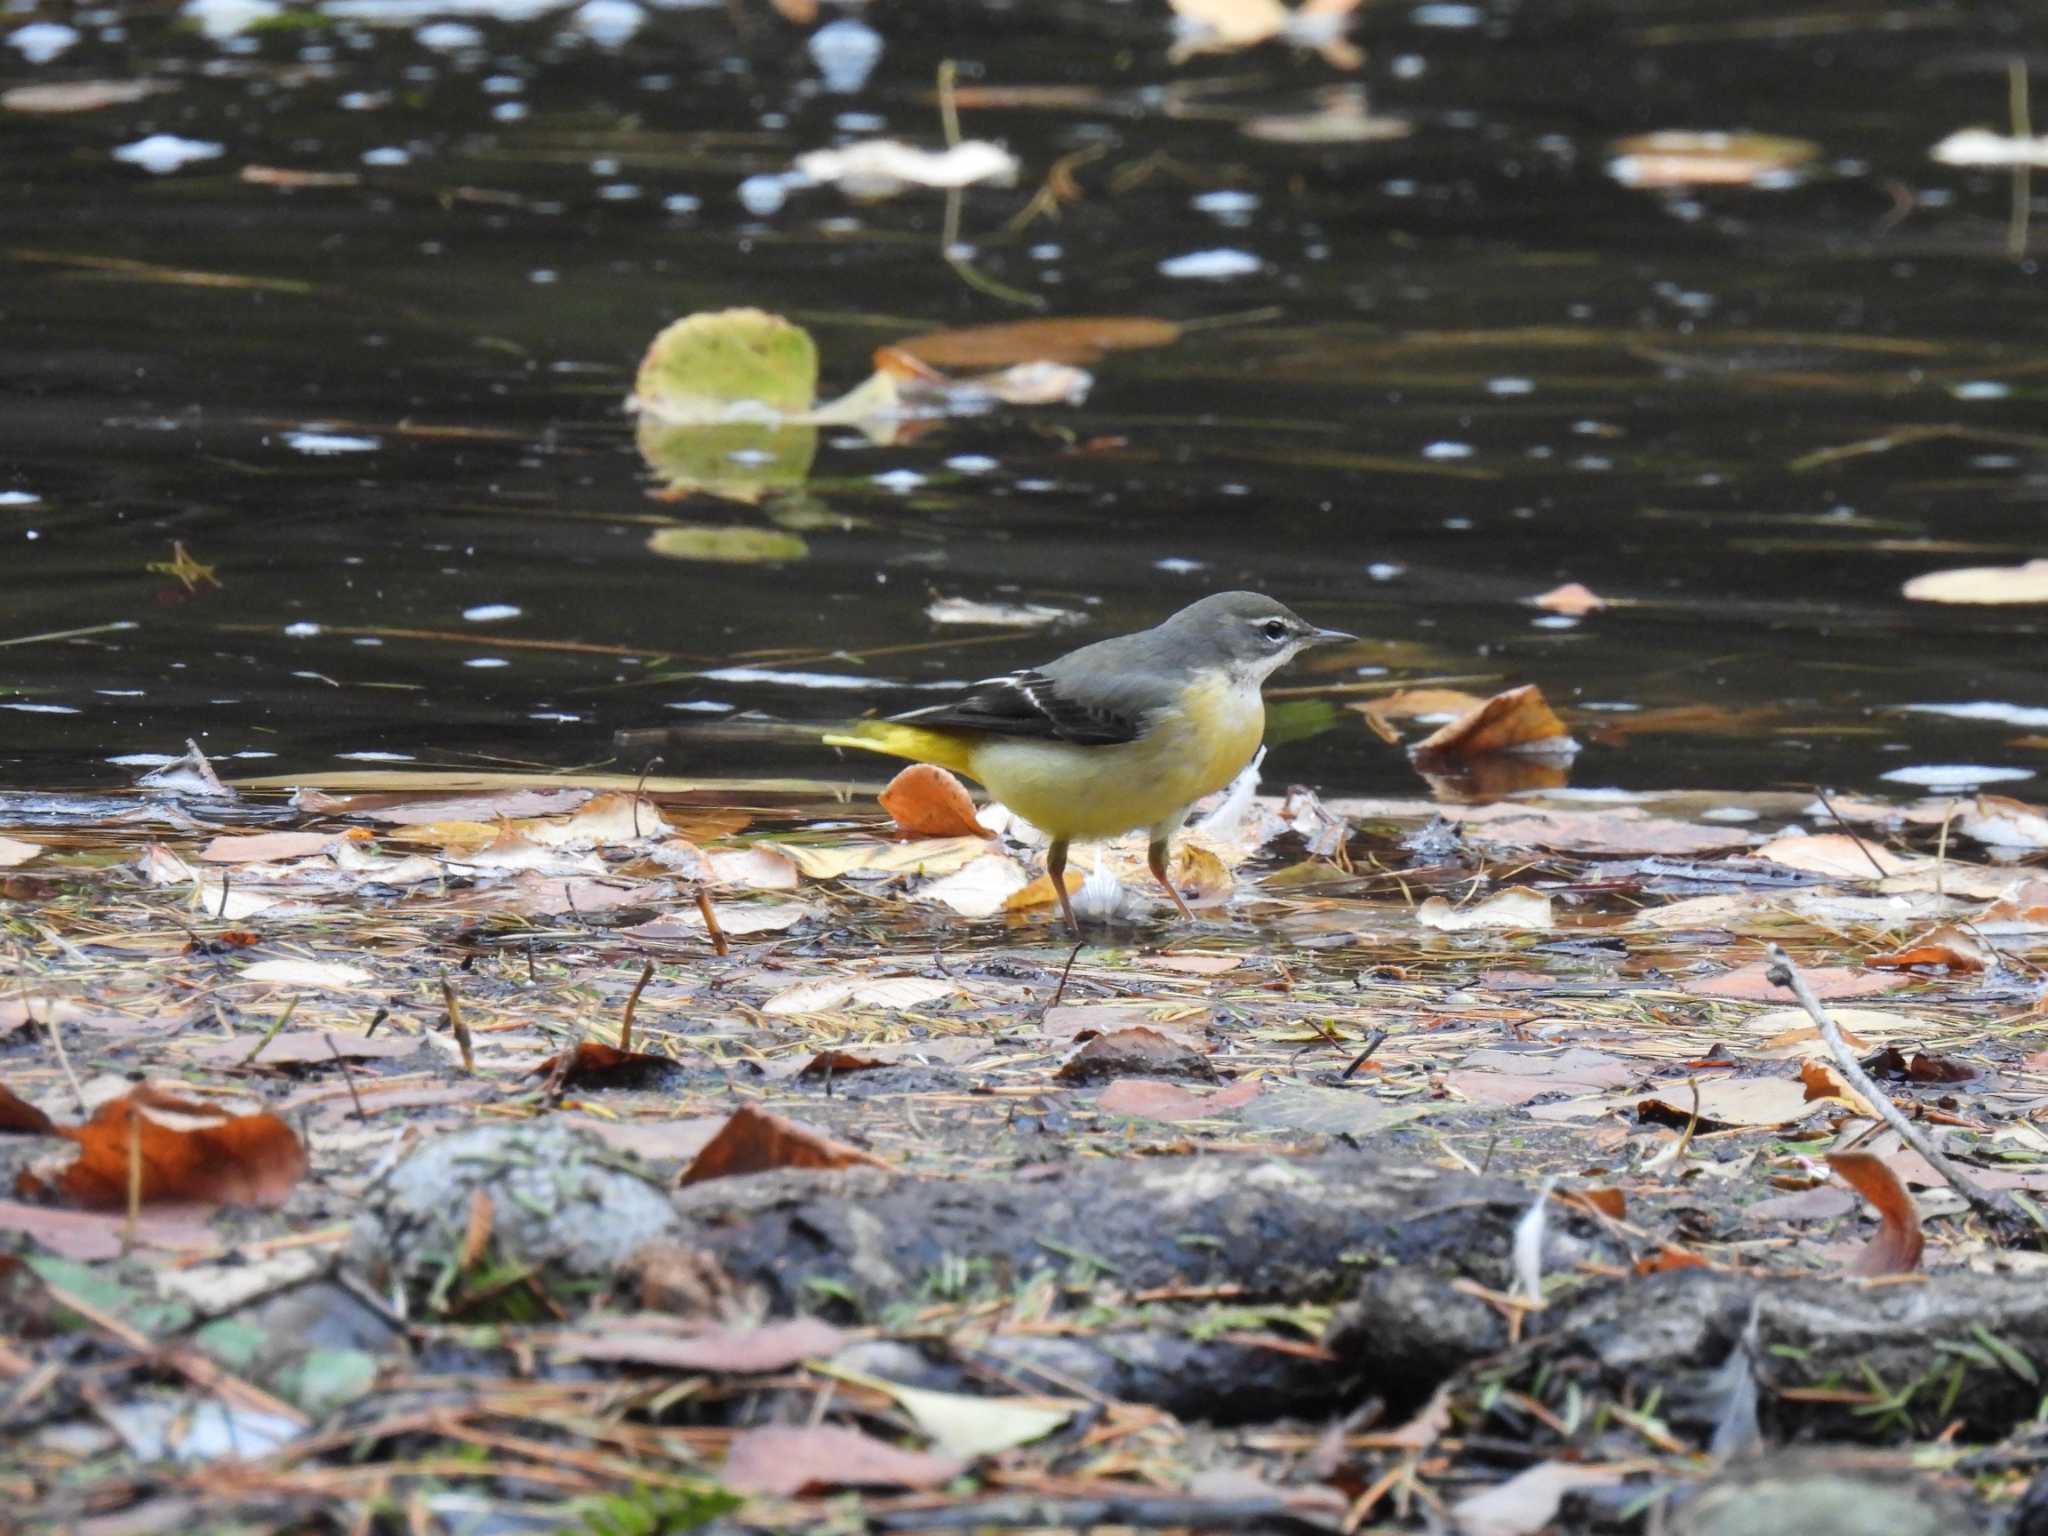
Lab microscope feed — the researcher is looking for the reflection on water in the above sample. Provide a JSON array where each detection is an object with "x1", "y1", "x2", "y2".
[{"x1": 2, "y1": 0, "x2": 2045, "y2": 802}]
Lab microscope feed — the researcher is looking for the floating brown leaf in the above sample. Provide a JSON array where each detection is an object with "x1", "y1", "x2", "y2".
[
  {"x1": 679, "y1": 1104, "x2": 888, "y2": 1185},
  {"x1": 888, "y1": 316, "x2": 1181, "y2": 371},
  {"x1": 879, "y1": 764, "x2": 986, "y2": 838},
  {"x1": 723, "y1": 1423, "x2": 965, "y2": 1496},
  {"x1": 1826, "y1": 1151, "x2": 1924, "y2": 1276},
  {"x1": 45, "y1": 1086, "x2": 307, "y2": 1209},
  {"x1": 1410, "y1": 684, "x2": 1572, "y2": 761}
]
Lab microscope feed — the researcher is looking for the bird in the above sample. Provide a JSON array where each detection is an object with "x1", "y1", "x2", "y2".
[{"x1": 825, "y1": 591, "x2": 1354, "y2": 934}]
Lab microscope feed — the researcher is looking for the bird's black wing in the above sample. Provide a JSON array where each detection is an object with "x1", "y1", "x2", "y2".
[{"x1": 892, "y1": 669, "x2": 1147, "y2": 746}]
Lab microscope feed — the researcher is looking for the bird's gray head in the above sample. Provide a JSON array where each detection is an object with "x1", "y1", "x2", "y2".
[{"x1": 1159, "y1": 591, "x2": 1356, "y2": 680}]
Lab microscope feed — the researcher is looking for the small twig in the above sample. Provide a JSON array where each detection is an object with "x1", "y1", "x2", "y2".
[
  {"x1": 18, "y1": 957, "x2": 85, "y2": 1114},
  {"x1": 1935, "y1": 801, "x2": 1957, "y2": 901},
  {"x1": 1811, "y1": 786, "x2": 1891, "y2": 879},
  {"x1": 442, "y1": 977, "x2": 473, "y2": 1074},
  {"x1": 1766, "y1": 943, "x2": 2012, "y2": 1224},
  {"x1": 239, "y1": 995, "x2": 300, "y2": 1066},
  {"x1": 1050, "y1": 939, "x2": 1084, "y2": 1008},
  {"x1": 1341, "y1": 1029, "x2": 1389, "y2": 1080},
  {"x1": 326, "y1": 1034, "x2": 367, "y2": 1120},
  {"x1": 2010, "y1": 58, "x2": 2032, "y2": 261},
  {"x1": 619, "y1": 960, "x2": 655, "y2": 1051},
  {"x1": 632, "y1": 755, "x2": 663, "y2": 839},
  {"x1": 123, "y1": 1110, "x2": 142, "y2": 1259},
  {"x1": 363, "y1": 1005, "x2": 387, "y2": 1039},
  {"x1": 694, "y1": 886, "x2": 728, "y2": 956}
]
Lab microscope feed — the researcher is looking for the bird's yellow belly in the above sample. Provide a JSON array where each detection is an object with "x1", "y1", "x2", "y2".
[{"x1": 969, "y1": 673, "x2": 1263, "y2": 840}]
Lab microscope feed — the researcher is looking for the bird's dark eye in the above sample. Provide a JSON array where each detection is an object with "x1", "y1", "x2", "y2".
[{"x1": 1260, "y1": 619, "x2": 1288, "y2": 643}]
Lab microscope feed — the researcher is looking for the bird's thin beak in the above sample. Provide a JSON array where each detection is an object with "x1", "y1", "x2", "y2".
[{"x1": 1306, "y1": 626, "x2": 1357, "y2": 647}]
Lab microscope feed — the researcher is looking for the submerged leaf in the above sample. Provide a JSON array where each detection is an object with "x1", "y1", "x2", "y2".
[
  {"x1": 890, "y1": 316, "x2": 1181, "y2": 370},
  {"x1": 645, "y1": 525, "x2": 809, "y2": 563}
]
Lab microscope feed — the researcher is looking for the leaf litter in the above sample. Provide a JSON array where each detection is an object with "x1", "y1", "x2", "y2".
[{"x1": 4, "y1": 753, "x2": 2048, "y2": 1533}]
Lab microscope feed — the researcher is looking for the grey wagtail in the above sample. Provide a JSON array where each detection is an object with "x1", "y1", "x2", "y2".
[{"x1": 826, "y1": 591, "x2": 1354, "y2": 934}]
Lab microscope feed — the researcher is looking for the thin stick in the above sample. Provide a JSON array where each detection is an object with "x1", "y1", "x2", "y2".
[
  {"x1": 1341, "y1": 1029, "x2": 1389, "y2": 1080},
  {"x1": 2010, "y1": 58, "x2": 2032, "y2": 261},
  {"x1": 694, "y1": 887, "x2": 728, "y2": 956},
  {"x1": 326, "y1": 1035, "x2": 368, "y2": 1120},
  {"x1": 1050, "y1": 939, "x2": 1084, "y2": 1008},
  {"x1": 239, "y1": 995, "x2": 300, "y2": 1066},
  {"x1": 1765, "y1": 944, "x2": 2011, "y2": 1223},
  {"x1": 18, "y1": 956, "x2": 85, "y2": 1114},
  {"x1": 620, "y1": 961, "x2": 655, "y2": 1051},
  {"x1": 442, "y1": 978, "x2": 473, "y2": 1075},
  {"x1": 123, "y1": 1110, "x2": 142, "y2": 1258},
  {"x1": 1810, "y1": 786, "x2": 1892, "y2": 879}
]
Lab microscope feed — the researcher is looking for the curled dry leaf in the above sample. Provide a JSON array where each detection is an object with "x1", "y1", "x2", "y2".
[
  {"x1": 1416, "y1": 887, "x2": 1553, "y2": 932},
  {"x1": 1864, "y1": 925, "x2": 1993, "y2": 972},
  {"x1": 1826, "y1": 1151, "x2": 1925, "y2": 1276},
  {"x1": 1057, "y1": 1025, "x2": 1217, "y2": 1085},
  {"x1": 880, "y1": 763, "x2": 986, "y2": 838},
  {"x1": 1410, "y1": 684, "x2": 1574, "y2": 762},
  {"x1": 1902, "y1": 558, "x2": 2048, "y2": 605},
  {"x1": 678, "y1": 1103, "x2": 888, "y2": 1185}
]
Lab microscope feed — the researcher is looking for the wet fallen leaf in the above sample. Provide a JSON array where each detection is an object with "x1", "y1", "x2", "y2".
[
  {"x1": 796, "y1": 138, "x2": 1019, "y2": 196},
  {"x1": 198, "y1": 831, "x2": 339, "y2": 863},
  {"x1": 1977, "y1": 876, "x2": 2048, "y2": 933},
  {"x1": 1528, "y1": 581, "x2": 1608, "y2": 615},
  {"x1": 0, "y1": 1084, "x2": 57, "y2": 1135},
  {"x1": 547, "y1": 1316, "x2": 843, "y2": 1373},
  {"x1": 915, "y1": 852, "x2": 1033, "y2": 917},
  {"x1": 1797, "y1": 1059, "x2": 1874, "y2": 1115},
  {"x1": 1902, "y1": 558, "x2": 2048, "y2": 604},
  {"x1": 0, "y1": 835, "x2": 42, "y2": 867},
  {"x1": 624, "y1": 901, "x2": 810, "y2": 939},
  {"x1": 880, "y1": 764, "x2": 985, "y2": 838},
  {"x1": 1608, "y1": 130, "x2": 1819, "y2": 188},
  {"x1": 1683, "y1": 962, "x2": 1898, "y2": 1001},
  {"x1": 1095, "y1": 1077, "x2": 1260, "y2": 1121},
  {"x1": 1416, "y1": 887, "x2": 1553, "y2": 932},
  {"x1": 1956, "y1": 795, "x2": 2048, "y2": 851},
  {"x1": 1755, "y1": 832, "x2": 1915, "y2": 878},
  {"x1": 1444, "y1": 1047, "x2": 1636, "y2": 1107},
  {"x1": 1057, "y1": 1026, "x2": 1217, "y2": 1085},
  {"x1": 1456, "y1": 807, "x2": 1745, "y2": 857},
  {"x1": 723, "y1": 1423, "x2": 964, "y2": 1495},
  {"x1": 1411, "y1": 685, "x2": 1574, "y2": 761},
  {"x1": 1865, "y1": 925, "x2": 1992, "y2": 972},
  {"x1": 238, "y1": 959, "x2": 375, "y2": 989},
  {"x1": 646, "y1": 525, "x2": 809, "y2": 564},
  {"x1": 1635, "y1": 1075, "x2": 1817, "y2": 1129},
  {"x1": 891, "y1": 316, "x2": 1181, "y2": 371},
  {"x1": 679, "y1": 1104, "x2": 888, "y2": 1184},
  {"x1": 705, "y1": 846, "x2": 801, "y2": 890},
  {"x1": 189, "y1": 1032, "x2": 418, "y2": 1068},
  {"x1": 36, "y1": 1085, "x2": 307, "y2": 1209},
  {"x1": 760, "y1": 974, "x2": 957, "y2": 1016},
  {"x1": 1826, "y1": 1151, "x2": 1924, "y2": 1276},
  {"x1": 517, "y1": 790, "x2": 672, "y2": 847}
]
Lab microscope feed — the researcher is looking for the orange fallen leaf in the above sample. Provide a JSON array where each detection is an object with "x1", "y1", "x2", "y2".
[
  {"x1": 1562, "y1": 1186, "x2": 1626, "y2": 1219},
  {"x1": 679, "y1": 1104, "x2": 888, "y2": 1185},
  {"x1": 0, "y1": 1084, "x2": 56, "y2": 1136},
  {"x1": 1349, "y1": 687, "x2": 1487, "y2": 744},
  {"x1": 1410, "y1": 684, "x2": 1572, "y2": 761},
  {"x1": 1826, "y1": 1151, "x2": 1924, "y2": 1276},
  {"x1": 530, "y1": 1041, "x2": 680, "y2": 1089},
  {"x1": 879, "y1": 763, "x2": 986, "y2": 839},
  {"x1": 1865, "y1": 925, "x2": 1991, "y2": 972},
  {"x1": 36, "y1": 1085, "x2": 306, "y2": 1209}
]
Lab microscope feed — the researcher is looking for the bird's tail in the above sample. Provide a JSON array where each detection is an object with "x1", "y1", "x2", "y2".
[{"x1": 615, "y1": 716, "x2": 976, "y2": 776}]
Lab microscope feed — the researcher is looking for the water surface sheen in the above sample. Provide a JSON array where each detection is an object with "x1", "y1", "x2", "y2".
[{"x1": 3, "y1": 0, "x2": 2044, "y2": 799}]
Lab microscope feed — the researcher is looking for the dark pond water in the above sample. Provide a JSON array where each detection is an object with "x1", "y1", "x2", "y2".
[{"x1": 4, "y1": 0, "x2": 2046, "y2": 803}]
